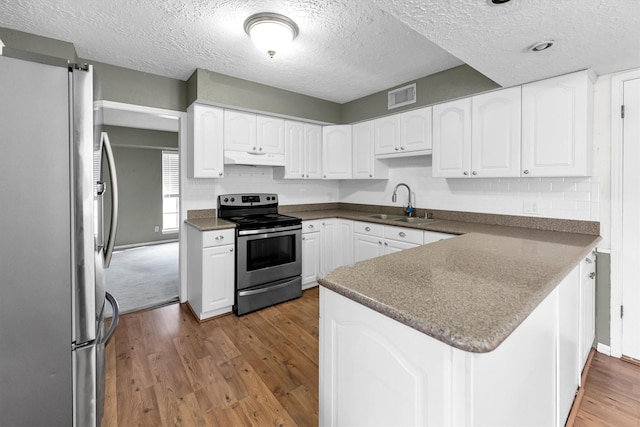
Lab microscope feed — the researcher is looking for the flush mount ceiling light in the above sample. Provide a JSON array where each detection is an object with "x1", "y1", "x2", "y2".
[
  {"x1": 244, "y1": 12, "x2": 299, "y2": 59},
  {"x1": 529, "y1": 40, "x2": 555, "y2": 52}
]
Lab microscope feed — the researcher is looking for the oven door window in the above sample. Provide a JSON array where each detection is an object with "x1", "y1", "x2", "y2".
[{"x1": 247, "y1": 234, "x2": 296, "y2": 271}]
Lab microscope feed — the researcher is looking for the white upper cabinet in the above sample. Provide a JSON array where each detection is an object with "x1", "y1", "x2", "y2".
[
  {"x1": 374, "y1": 107, "x2": 432, "y2": 157},
  {"x1": 284, "y1": 121, "x2": 322, "y2": 179},
  {"x1": 400, "y1": 106, "x2": 432, "y2": 153},
  {"x1": 188, "y1": 103, "x2": 225, "y2": 178},
  {"x1": 471, "y1": 87, "x2": 521, "y2": 177},
  {"x1": 224, "y1": 110, "x2": 284, "y2": 155},
  {"x1": 433, "y1": 87, "x2": 521, "y2": 178},
  {"x1": 432, "y1": 98, "x2": 472, "y2": 178},
  {"x1": 256, "y1": 115, "x2": 285, "y2": 154},
  {"x1": 374, "y1": 115, "x2": 401, "y2": 155},
  {"x1": 353, "y1": 120, "x2": 388, "y2": 179},
  {"x1": 521, "y1": 71, "x2": 593, "y2": 177},
  {"x1": 224, "y1": 110, "x2": 256, "y2": 152},
  {"x1": 322, "y1": 125, "x2": 352, "y2": 179}
]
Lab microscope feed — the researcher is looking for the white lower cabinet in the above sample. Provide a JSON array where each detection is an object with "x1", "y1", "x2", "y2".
[
  {"x1": 320, "y1": 219, "x2": 353, "y2": 277},
  {"x1": 301, "y1": 220, "x2": 321, "y2": 289},
  {"x1": 186, "y1": 227, "x2": 235, "y2": 320},
  {"x1": 321, "y1": 260, "x2": 590, "y2": 426},
  {"x1": 579, "y1": 252, "x2": 596, "y2": 376},
  {"x1": 353, "y1": 221, "x2": 426, "y2": 262}
]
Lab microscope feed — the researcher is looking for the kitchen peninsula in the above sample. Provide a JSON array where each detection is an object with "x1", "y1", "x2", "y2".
[{"x1": 315, "y1": 211, "x2": 599, "y2": 427}]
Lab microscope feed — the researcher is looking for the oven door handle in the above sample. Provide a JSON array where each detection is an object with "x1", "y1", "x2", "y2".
[
  {"x1": 238, "y1": 279, "x2": 297, "y2": 297},
  {"x1": 238, "y1": 224, "x2": 301, "y2": 236}
]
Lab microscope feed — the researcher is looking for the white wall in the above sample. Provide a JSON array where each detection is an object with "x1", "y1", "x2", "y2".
[
  {"x1": 340, "y1": 156, "x2": 601, "y2": 221},
  {"x1": 182, "y1": 164, "x2": 339, "y2": 212}
]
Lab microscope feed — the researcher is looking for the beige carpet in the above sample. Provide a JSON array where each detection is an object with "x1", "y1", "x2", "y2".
[{"x1": 104, "y1": 241, "x2": 179, "y2": 316}]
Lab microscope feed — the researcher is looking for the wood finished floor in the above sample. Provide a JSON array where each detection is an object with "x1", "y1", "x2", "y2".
[
  {"x1": 104, "y1": 286, "x2": 640, "y2": 426},
  {"x1": 103, "y1": 287, "x2": 319, "y2": 427}
]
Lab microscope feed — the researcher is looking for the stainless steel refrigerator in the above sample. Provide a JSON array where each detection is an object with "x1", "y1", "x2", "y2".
[{"x1": 0, "y1": 49, "x2": 120, "y2": 426}]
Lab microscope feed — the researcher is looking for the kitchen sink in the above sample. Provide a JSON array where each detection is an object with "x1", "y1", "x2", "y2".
[
  {"x1": 366, "y1": 214, "x2": 405, "y2": 220},
  {"x1": 392, "y1": 217, "x2": 439, "y2": 224}
]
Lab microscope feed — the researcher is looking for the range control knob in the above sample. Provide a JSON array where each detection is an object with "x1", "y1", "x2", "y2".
[
  {"x1": 223, "y1": 197, "x2": 229, "y2": 202},
  {"x1": 230, "y1": 197, "x2": 235, "y2": 202},
  {"x1": 266, "y1": 196, "x2": 271, "y2": 201}
]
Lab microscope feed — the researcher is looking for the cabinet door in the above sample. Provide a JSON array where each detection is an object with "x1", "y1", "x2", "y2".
[
  {"x1": 522, "y1": 71, "x2": 592, "y2": 177},
  {"x1": 201, "y1": 244, "x2": 235, "y2": 313},
  {"x1": 471, "y1": 87, "x2": 521, "y2": 177},
  {"x1": 322, "y1": 125, "x2": 352, "y2": 179},
  {"x1": 320, "y1": 219, "x2": 336, "y2": 277},
  {"x1": 383, "y1": 239, "x2": 419, "y2": 255},
  {"x1": 401, "y1": 106, "x2": 432, "y2": 152},
  {"x1": 188, "y1": 103, "x2": 224, "y2": 178},
  {"x1": 432, "y1": 98, "x2": 472, "y2": 178},
  {"x1": 257, "y1": 115, "x2": 285, "y2": 154},
  {"x1": 305, "y1": 124, "x2": 323, "y2": 179},
  {"x1": 284, "y1": 120, "x2": 305, "y2": 179},
  {"x1": 374, "y1": 115, "x2": 401, "y2": 154},
  {"x1": 224, "y1": 110, "x2": 256, "y2": 152},
  {"x1": 579, "y1": 254, "x2": 596, "y2": 374},
  {"x1": 302, "y1": 232, "x2": 320, "y2": 286},
  {"x1": 353, "y1": 233, "x2": 384, "y2": 262},
  {"x1": 557, "y1": 267, "x2": 580, "y2": 426},
  {"x1": 336, "y1": 219, "x2": 354, "y2": 267},
  {"x1": 352, "y1": 121, "x2": 375, "y2": 179}
]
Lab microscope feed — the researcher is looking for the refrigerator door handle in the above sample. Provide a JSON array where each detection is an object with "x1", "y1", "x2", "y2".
[
  {"x1": 101, "y1": 132, "x2": 118, "y2": 268},
  {"x1": 102, "y1": 292, "x2": 120, "y2": 345}
]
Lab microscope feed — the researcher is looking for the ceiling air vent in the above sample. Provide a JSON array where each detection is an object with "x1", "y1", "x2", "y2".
[{"x1": 388, "y1": 83, "x2": 416, "y2": 110}]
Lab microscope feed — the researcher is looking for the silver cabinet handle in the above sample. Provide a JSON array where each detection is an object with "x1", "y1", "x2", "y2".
[
  {"x1": 323, "y1": 175, "x2": 327, "y2": 178},
  {"x1": 253, "y1": 146, "x2": 257, "y2": 151},
  {"x1": 395, "y1": 147, "x2": 399, "y2": 151},
  {"x1": 384, "y1": 242, "x2": 388, "y2": 246},
  {"x1": 400, "y1": 147, "x2": 405, "y2": 150},
  {"x1": 378, "y1": 241, "x2": 382, "y2": 245},
  {"x1": 302, "y1": 236, "x2": 306, "y2": 240},
  {"x1": 399, "y1": 232, "x2": 406, "y2": 238},
  {"x1": 472, "y1": 171, "x2": 477, "y2": 176},
  {"x1": 219, "y1": 172, "x2": 223, "y2": 177},
  {"x1": 259, "y1": 147, "x2": 263, "y2": 151},
  {"x1": 585, "y1": 257, "x2": 593, "y2": 264},
  {"x1": 369, "y1": 174, "x2": 373, "y2": 178},
  {"x1": 523, "y1": 169, "x2": 530, "y2": 175},
  {"x1": 463, "y1": 171, "x2": 469, "y2": 176},
  {"x1": 365, "y1": 226, "x2": 371, "y2": 232},
  {"x1": 102, "y1": 132, "x2": 118, "y2": 268},
  {"x1": 301, "y1": 174, "x2": 304, "y2": 178},
  {"x1": 306, "y1": 174, "x2": 309, "y2": 178},
  {"x1": 215, "y1": 235, "x2": 224, "y2": 240},
  {"x1": 230, "y1": 248, "x2": 234, "y2": 252},
  {"x1": 308, "y1": 224, "x2": 314, "y2": 229},
  {"x1": 589, "y1": 272, "x2": 596, "y2": 279}
]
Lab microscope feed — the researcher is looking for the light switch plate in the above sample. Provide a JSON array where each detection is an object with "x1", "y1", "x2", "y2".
[{"x1": 523, "y1": 200, "x2": 540, "y2": 215}]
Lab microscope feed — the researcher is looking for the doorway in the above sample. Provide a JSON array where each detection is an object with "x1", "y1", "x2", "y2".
[
  {"x1": 98, "y1": 101, "x2": 187, "y2": 313},
  {"x1": 611, "y1": 70, "x2": 640, "y2": 358}
]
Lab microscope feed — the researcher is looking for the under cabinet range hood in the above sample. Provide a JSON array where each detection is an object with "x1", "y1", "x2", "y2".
[{"x1": 224, "y1": 150, "x2": 285, "y2": 166}]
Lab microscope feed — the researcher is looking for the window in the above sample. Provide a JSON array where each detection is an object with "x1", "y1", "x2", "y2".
[{"x1": 162, "y1": 151, "x2": 179, "y2": 233}]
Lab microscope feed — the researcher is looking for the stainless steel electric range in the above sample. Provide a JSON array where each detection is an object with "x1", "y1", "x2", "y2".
[{"x1": 218, "y1": 193, "x2": 302, "y2": 315}]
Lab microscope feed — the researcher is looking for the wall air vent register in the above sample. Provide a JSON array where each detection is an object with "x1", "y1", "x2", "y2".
[{"x1": 388, "y1": 83, "x2": 416, "y2": 109}]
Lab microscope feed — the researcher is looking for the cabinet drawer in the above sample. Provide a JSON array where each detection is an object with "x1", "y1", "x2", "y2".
[
  {"x1": 202, "y1": 229, "x2": 235, "y2": 247},
  {"x1": 384, "y1": 225, "x2": 423, "y2": 245},
  {"x1": 354, "y1": 221, "x2": 384, "y2": 236},
  {"x1": 423, "y1": 231, "x2": 456, "y2": 245},
  {"x1": 302, "y1": 219, "x2": 323, "y2": 234}
]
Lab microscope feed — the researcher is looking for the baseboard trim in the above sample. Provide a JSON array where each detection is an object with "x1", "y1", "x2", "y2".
[
  {"x1": 597, "y1": 343, "x2": 611, "y2": 356},
  {"x1": 114, "y1": 239, "x2": 178, "y2": 251}
]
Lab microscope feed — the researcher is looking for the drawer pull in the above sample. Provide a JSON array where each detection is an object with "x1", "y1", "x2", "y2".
[
  {"x1": 308, "y1": 224, "x2": 314, "y2": 229},
  {"x1": 365, "y1": 226, "x2": 371, "y2": 232},
  {"x1": 230, "y1": 248, "x2": 234, "y2": 252},
  {"x1": 398, "y1": 232, "x2": 406, "y2": 238},
  {"x1": 589, "y1": 272, "x2": 596, "y2": 279},
  {"x1": 378, "y1": 241, "x2": 382, "y2": 245},
  {"x1": 302, "y1": 237, "x2": 306, "y2": 240},
  {"x1": 215, "y1": 235, "x2": 225, "y2": 241}
]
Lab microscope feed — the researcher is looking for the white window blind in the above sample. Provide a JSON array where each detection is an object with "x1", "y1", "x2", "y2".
[{"x1": 162, "y1": 151, "x2": 179, "y2": 232}]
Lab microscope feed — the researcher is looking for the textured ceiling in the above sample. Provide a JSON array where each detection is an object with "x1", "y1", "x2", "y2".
[{"x1": 0, "y1": 0, "x2": 638, "y2": 103}]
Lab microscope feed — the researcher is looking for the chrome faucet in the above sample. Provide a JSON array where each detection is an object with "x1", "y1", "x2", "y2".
[{"x1": 392, "y1": 183, "x2": 415, "y2": 217}]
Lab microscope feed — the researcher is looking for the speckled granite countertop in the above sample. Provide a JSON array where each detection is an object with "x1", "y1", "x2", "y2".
[
  {"x1": 319, "y1": 229, "x2": 600, "y2": 353},
  {"x1": 185, "y1": 204, "x2": 600, "y2": 352}
]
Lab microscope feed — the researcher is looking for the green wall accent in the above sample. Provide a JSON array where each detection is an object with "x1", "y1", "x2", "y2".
[
  {"x1": 83, "y1": 59, "x2": 187, "y2": 111},
  {"x1": 0, "y1": 27, "x2": 77, "y2": 62},
  {"x1": 596, "y1": 252, "x2": 611, "y2": 346},
  {"x1": 103, "y1": 126, "x2": 178, "y2": 247},
  {"x1": 341, "y1": 65, "x2": 500, "y2": 124},
  {"x1": 188, "y1": 68, "x2": 342, "y2": 124}
]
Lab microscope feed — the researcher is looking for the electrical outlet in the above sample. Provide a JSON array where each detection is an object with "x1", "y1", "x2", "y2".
[
  {"x1": 154, "y1": 225, "x2": 160, "y2": 232},
  {"x1": 523, "y1": 200, "x2": 540, "y2": 215}
]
